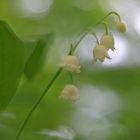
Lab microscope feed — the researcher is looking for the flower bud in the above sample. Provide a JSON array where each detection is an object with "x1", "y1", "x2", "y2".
[
  {"x1": 116, "y1": 21, "x2": 126, "y2": 33},
  {"x1": 93, "y1": 45, "x2": 110, "y2": 63},
  {"x1": 59, "y1": 84, "x2": 79, "y2": 102},
  {"x1": 60, "y1": 55, "x2": 81, "y2": 73},
  {"x1": 100, "y1": 34, "x2": 115, "y2": 51}
]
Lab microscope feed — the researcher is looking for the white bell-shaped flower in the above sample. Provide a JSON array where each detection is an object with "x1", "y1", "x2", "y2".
[
  {"x1": 116, "y1": 21, "x2": 126, "y2": 33},
  {"x1": 100, "y1": 34, "x2": 115, "y2": 51},
  {"x1": 93, "y1": 45, "x2": 111, "y2": 63},
  {"x1": 60, "y1": 55, "x2": 81, "y2": 73},
  {"x1": 59, "y1": 84, "x2": 79, "y2": 102}
]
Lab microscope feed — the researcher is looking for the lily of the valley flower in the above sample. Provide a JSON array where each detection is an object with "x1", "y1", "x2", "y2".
[
  {"x1": 60, "y1": 55, "x2": 81, "y2": 73},
  {"x1": 93, "y1": 45, "x2": 111, "y2": 63},
  {"x1": 100, "y1": 34, "x2": 115, "y2": 51},
  {"x1": 116, "y1": 21, "x2": 126, "y2": 33},
  {"x1": 59, "y1": 84, "x2": 79, "y2": 102}
]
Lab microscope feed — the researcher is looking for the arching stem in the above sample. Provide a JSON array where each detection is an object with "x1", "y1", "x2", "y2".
[
  {"x1": 15, "y1": 11, "x2": 121, "y2": 140},
  {"x1": 97, "y1": 11, "x2": 122, "y2": 24},
  {"x1": 101, "y1": 22, "x2": 109, "y2": 34},
  {"x1": 15, "y1": 30, "x2": 87, "y2": 140},
  {"x1": 15, "y1": 68, "x2": 62, "y2": 140}
]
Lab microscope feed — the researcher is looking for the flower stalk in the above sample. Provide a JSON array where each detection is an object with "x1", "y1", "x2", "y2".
[
  {"x1": 15, "y1": 30, "x2": 87, "y2": 140},
  {"x1": 15, "y1": 11, "x2": 126, "y2": 140},
  {"x1": 15, "y1": 68, "x2": 62, "y2": 140}
]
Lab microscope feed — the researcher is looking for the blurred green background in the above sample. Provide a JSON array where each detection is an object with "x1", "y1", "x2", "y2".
[{"x1": 0, "y1": 0, "x2": 140, "y2": 140}]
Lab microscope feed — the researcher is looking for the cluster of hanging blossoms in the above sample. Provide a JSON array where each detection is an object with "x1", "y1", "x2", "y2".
[
  {"x1": 59, "y1": 12, "x2": 126, "y2": 102},
  {"x1": 93, "y1": 20, "x2": 126, "y2": 63},
  {"x1": 15, "y1": 12, "x2": 127, "y2": 140}
]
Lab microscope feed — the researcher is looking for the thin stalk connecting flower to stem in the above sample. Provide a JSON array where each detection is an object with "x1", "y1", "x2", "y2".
[
  {"x1": 97, "y1": 11, "x2": 122, "y2": 24},
  {"x1": 110, "y1": 11, "x2": 121, "y2": 22},
  {"x1": 69, "y1": 31, "x2": 89, "y2": 55},
  {"x1": 92, "y1": 33, "x2": 99, "y2": 44},
  {"x1": 69, "y1": 72, "x2": 74, "y2": 84},
  {"x1": 101, "y1": 22, "x2": 109, "y2": 34},
  {"x1": 86, "y1": 11, "x2": 122, "y2": 31}
]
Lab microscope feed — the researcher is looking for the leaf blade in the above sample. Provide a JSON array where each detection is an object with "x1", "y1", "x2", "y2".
[
  {"x1": 24, "y1": 33, "x2": 54, "y2": 79},
  {"x1": 0, "y1": 21, "x2": 24, "y2": 110}
]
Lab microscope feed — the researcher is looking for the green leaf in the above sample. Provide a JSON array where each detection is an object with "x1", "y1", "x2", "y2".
[
  {"x1": 0, "y1": 21, "x2": 24, "y2": 110},
  {"x1": 24, "y1": 33, "x2": 54, "y2": 79}
]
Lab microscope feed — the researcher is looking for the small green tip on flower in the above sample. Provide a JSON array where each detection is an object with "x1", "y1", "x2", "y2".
[{"x1": 116, "y1": 21, "x2": 126, "y2": 33}]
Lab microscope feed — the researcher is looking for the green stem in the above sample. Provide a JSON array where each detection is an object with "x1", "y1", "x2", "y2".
[
  {"x1": 69, "y1": 72, "x2": 74, "y2": 84},
  {"x1": 101, "y1": 22, "x2": 109, "y2": 34},
  {"x1": 69, "y1": 11, "x2": 121, "y2": 51},
  {"x1": 69, "y1": 31, "x2": 89, "y2": 55},
  {"x1": 69, "y1": 43, "x2": 73, "y2": 55},
  {"x1": 15, "y1": 32, "x2": 87, "y2": 140},
  {"x1": 92, "y1": 33, "x2": 99, "y2": 44},
  {"x1": 69, "y1": 11, "x2": 121, "y2": 54},
  {"x1": 15, "y1": 68, "x2": 62, "y2": 140},
  {"x1": 110, "y1": 11, "x2": 121, "y2": 22},
  {"x1": 16, "y1": 11, "x2": 121, "y2": 140},
  {"x1": 97, "y1": 11, "x2": 121, "y2": 24},
  {"x1": 87, "y1": 11, "x2": 121, "y2": 30}
]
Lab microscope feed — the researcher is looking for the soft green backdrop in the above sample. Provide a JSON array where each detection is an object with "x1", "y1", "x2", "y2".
[{"x1": 0, "y1": 0, "x2": 140, "y2": 140}]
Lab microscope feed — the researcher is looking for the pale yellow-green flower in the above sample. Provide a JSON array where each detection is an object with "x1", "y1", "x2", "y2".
[
  {"x1": 60, "y1": 55, "x2": 81, "y2": 73},
  {"x1": 59, "y1": 84, "x2": 79, "y2": 102},
  {"x1": 93, "y1": 45, "x2": 111, "y2": 63},
  {"x1": 116, "y1": 21, "x2": 126, "y2": 33},
  {"x1": 100, "y1": 34, "x2": 115, "y2": 51}
]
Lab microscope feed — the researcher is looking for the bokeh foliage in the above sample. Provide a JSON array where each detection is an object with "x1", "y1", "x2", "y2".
[{"x1": 0, "y1": 0, "x2": 140, "y2": 140}]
